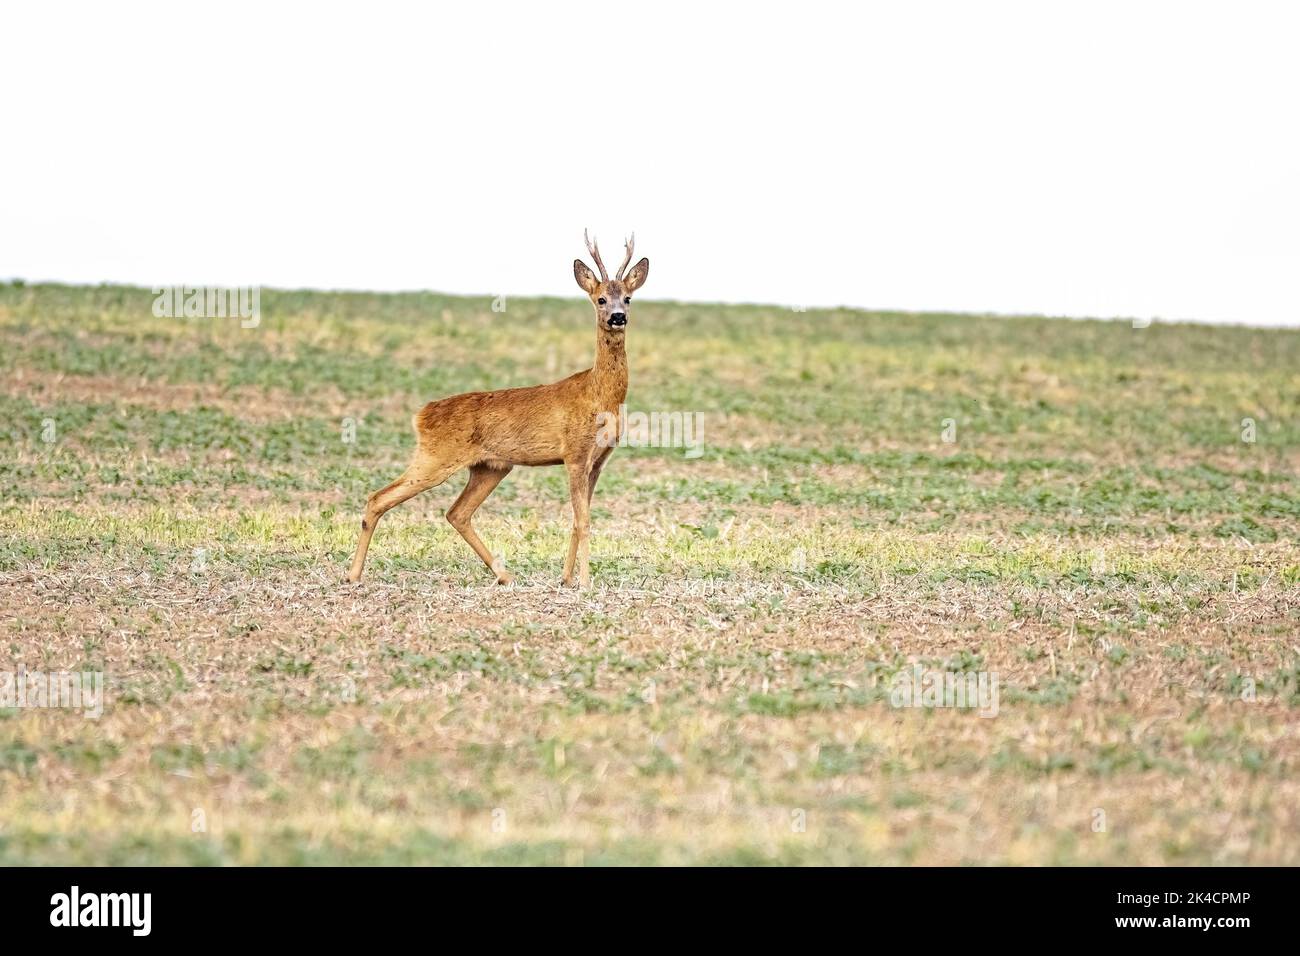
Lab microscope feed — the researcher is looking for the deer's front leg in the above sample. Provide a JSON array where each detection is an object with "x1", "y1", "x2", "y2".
[
  {"x1": 562, "y1": 460, "x2": 592, "y2": 588},
  {"x1": 586, "y1": 446, "x2": 613, "y2": 507}
]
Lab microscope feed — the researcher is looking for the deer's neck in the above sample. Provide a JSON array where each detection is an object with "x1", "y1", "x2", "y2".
[{"x1": 590, "y1": 328, "x2": 628, "y2": 406}]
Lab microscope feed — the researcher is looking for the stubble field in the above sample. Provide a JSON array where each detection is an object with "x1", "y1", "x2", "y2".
[{"x1": 1, "y1": 282, "x2": 1298, "y2": 864}]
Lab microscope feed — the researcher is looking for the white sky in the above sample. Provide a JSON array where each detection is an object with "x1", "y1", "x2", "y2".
[{"x1": 2, "y1": 1, "x2": 1297, "y2": 325}]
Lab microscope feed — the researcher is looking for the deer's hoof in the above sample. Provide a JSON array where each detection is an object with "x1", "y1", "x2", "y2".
[{"x1": 490, "y1": 559, "x2": 513, "y2": 585}]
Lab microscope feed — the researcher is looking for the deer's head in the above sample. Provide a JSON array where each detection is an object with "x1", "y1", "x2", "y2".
[{"x1": 574, "y1": 230, "x2": 649, "y2": 333}]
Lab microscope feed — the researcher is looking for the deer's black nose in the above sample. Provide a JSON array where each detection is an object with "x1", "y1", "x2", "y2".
[{"x1": 609, "y1": 312, "x2": 627, "y2": 326}]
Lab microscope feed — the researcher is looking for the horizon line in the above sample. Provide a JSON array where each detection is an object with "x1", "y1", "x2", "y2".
[{"x1": 3, "y1": 276, "x2": 1298, "y2": 332}]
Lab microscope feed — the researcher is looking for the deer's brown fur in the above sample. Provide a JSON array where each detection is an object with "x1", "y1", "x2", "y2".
[{"x1": 346, "y1": 232, "x2": 649, "y2": 587}]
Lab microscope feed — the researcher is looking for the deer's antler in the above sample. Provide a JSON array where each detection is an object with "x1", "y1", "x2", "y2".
[
  {"x1": 615, "y1": 233, "x2": 636, "y2": 280},
  {"x1": 584, "y1": 229, "x2": 609, "y2": 282}
]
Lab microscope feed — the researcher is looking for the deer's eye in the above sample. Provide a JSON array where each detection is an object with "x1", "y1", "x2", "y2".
[
  {"x1": 623, "y1": 297, "x2": 631, "y2": 304},
  {"x1": 597, "y1": 297, "x2": 606, "y2": 305}
]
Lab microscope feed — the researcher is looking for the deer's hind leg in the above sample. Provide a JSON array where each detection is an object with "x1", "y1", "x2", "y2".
[
  {"x1": 447, "y1": 463, "x2": 514, "y2": 584},
  {"x1": 347, "y1": 450, "x2": 464, "y2": 583}
]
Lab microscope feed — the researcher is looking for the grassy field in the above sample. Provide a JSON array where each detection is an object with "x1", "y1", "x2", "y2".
[{"x1": 1, "y1": 281, "x2": 1298, "y2": 865}]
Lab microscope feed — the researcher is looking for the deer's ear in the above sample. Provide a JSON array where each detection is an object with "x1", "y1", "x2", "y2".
[
  {"x1": 624, "y1": 257, "x2": 649, "y2": 292},
  {"x1": 574, "y1": 260, "x2": 600, "y2": 294}
]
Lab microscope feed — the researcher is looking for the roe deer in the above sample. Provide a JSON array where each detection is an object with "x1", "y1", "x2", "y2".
[{"x1": 346, "y1": 231, "x2": 649, "y2": 588}]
